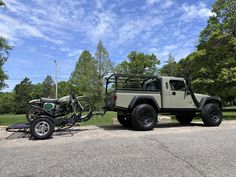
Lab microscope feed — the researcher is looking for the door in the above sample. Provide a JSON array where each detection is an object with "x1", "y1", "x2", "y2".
[{"x1": 164, "y1": 79, "x2": 196, "y2": 108}]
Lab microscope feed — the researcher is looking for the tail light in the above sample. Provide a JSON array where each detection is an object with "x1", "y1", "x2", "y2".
[{"x1": 113, "y1": 95, "x2": 117, "y2": 101}]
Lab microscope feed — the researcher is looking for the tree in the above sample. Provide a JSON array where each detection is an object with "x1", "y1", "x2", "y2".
[
  {"x1": 69, "y1": 50, "x2": 101, "y2": 110},
  {"x1": 42, "y1": 75, "x2": 55, "y2": 98},
  {"x1": 0, "y1": 0, "x2": 5, "y2": 6},
  {"x1": 58, "y1": 81, "x2": 74, "y2": 98},
  {"x1": 0, "y1": 92, "x2": 14, "y2": 114},
  {"x1": 160, "y1": 53, "x2": 178, "y2": 76},
  {"x1": 0, "y1": 37, "x2": 12, "y2": 90},
  {"x1": 95, "y1": 40, "x2": 113, "y2": 79},
  {"x1": 115, "y1": 51, "x2": 160, "y2": 75},
  {"x1": 14, "y1": 78, "x2": 33, "y2": 114},
  {"x1": 179, "y1": 0, "x2": 236, "y2": 105},
  {"x1": 31, "y1": 83, "x2": 43, "y2": 99}
]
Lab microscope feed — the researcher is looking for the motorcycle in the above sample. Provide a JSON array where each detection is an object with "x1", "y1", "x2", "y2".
[
  {"x1": 27, "y1": 94, "x2": 92, "y2": 122},
  {"x1": 26, "y1": 94, "x2": 93, "y2": 139}
]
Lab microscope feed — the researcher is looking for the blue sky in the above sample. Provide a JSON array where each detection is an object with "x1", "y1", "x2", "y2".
[{"x1": 0, "y1": 0, "x2": 214, "y2": 91}]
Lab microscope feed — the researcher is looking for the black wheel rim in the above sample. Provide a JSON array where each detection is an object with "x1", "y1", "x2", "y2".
[
  {"x1": 139, "y1": 110, "x2": 153, "y2": 126},
  {"x1": 211, "y1": 110, "x2": 221, "y2": 122}
]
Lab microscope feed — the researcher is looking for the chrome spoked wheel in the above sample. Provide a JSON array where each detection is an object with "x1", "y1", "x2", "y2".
[{"x1": 35, "y1": 121, "x2": 50, "y2": 136}]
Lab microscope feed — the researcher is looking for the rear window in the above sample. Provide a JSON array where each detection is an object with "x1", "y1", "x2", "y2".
[{"x1": 144, "y1": 81, "x2": 160, "y2": 91}]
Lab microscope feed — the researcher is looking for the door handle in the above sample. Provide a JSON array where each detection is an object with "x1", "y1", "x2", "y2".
[{"x1": 172, "y1": 92, "x2": 176, "y2": 95}]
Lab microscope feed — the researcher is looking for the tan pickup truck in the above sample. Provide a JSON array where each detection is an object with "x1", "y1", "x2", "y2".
[{"x1": 104, "y1": 74, "x2": 222, "y2": 130}]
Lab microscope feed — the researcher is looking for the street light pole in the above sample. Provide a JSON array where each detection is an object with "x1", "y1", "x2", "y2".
[{"x1": 54, "y1": 59, "x2": 58, "y2": 98}]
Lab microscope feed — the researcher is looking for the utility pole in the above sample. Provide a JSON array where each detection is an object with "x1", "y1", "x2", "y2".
[{"x1": 54, "y1": 59, "x2": 58, "y2": 98}]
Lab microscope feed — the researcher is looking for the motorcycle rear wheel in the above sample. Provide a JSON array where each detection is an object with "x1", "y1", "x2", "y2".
[{"x1": 26, "y1": 107, "x2": 43, "y2": 122}]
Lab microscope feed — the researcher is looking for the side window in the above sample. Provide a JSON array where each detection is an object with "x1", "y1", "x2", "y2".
[{"x1": 169, "y1": 80, "x2": 186, "y2": 91}]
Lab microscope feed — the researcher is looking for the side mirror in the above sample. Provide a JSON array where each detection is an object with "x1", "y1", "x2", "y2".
[{"x1": 186, "y1": 89, "x2": 191, "y2": 95}]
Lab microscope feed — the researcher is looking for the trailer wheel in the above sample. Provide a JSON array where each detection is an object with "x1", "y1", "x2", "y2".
[
  {"x1": 117, "y1": 115, "x2": 132, "y2": 128},
  {"x1": 175, "y1": 113, "x2": 194, "y2": 125},
  {"x1": 131, "y1": 104, "x2": 157, "y2": 131},
  {"x1": 30, "y1": 118, "x2": 55, "y2": 140},
  {"x1": 201, "y1": 103, "x2": 222, "y2": 126}
]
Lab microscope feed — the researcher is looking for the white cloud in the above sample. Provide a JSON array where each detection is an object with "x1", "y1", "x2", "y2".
[
  {"x1": 162, "y1": 0, "x2": 174, "y2": 9},
  {"x1": 117, "y1": 15, "x2": 163, "y2": 44},
  {"x1": 181, "y1": 2, "x2": 213, "y2": 20},
  {"x1": 146, "y1": 0, "x2": 160, "y2": 6},
  {"x1": 164, "y1": 44, "x2": 178, "y2": 51},
  {"x1": 68, "y1": 49, "x2": 83, "y2": 57},
  {"x1": 95, "y1": 0, "x2": 106, "y2": 9},
  {"x1": 0, "y1": 12, "x2": 63, "y2": 44}
]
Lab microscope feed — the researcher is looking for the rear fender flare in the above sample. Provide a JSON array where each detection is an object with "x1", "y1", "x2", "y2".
[{"x1": 128, "y1": 96, "x2": 160, "y2": 111}]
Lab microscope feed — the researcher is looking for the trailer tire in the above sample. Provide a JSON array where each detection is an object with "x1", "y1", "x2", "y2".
[
  {"x1": 131, "y1": 104, "x2": 157, "y2": 131},
  {"x1": 201, "y1": 103, "x2": 222, "y2": 126},
  {"x1": 117, "y1": 115, "x2": 132, "y2": 128},
  {"x1": 30, "y1": 117, "x2": 55, "y2": 140}
]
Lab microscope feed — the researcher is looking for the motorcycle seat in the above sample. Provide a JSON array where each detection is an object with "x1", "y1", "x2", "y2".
[{"x1": 40, "y1": 98, "x2": 59, "y2": 103}]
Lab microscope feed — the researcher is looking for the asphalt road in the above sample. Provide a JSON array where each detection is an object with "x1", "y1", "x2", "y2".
[{"x1": 0, "y1": 121, "x2": 236, "y2": 177}]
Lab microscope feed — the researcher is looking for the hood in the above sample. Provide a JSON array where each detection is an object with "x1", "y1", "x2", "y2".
[{"x1": 194, "y1": 93, "x2": 210, "y2": 102}]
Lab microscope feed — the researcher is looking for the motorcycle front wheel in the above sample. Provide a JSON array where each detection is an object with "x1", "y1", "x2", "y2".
[{"x1": 74, "y1": 100, "x2": 92, "y2": 121}]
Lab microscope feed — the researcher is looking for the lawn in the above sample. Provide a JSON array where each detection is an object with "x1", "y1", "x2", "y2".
[
  {"x1": 0, "y1": 114, "x2": 26, "y2": 126},
  {"x1": 0, "y1": 111, "x2": 235, "y2": 126},
  {"x1": 0, "y1": 112, "x2": 116, "y2": 126}
]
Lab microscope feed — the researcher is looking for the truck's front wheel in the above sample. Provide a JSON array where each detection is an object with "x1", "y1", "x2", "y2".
[
  {"x1": 201, "y1": 103, "x2": 222, "y2": 126},
  {"x1": 117, "y1": 115, "x2": 132, "y2": 128},
  {"x1": 131, "y1": 104, "x2": 157, "y2": 131}
]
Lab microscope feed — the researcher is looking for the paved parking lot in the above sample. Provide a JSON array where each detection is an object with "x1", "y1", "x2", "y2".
[{"x1": 0, "y1": 121, "x2": 236, "y2": 177}]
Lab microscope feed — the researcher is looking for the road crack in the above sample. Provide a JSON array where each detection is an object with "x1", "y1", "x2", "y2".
[{"x1": 146, "y1": 138, "x2": 207, "y2": 177}]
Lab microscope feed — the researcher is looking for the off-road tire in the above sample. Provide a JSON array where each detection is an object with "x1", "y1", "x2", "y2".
[
  {"x1": 201, "y1": 103, "x2": 222, "y2": 126},
  {"x1": 117, "y1": 115, "x2": 132, "y2": 128},
  {"x1": 131, "y1": 104, "x2": 157, "y2": 131},
  {"x1": 176, "y1": 113, "x2": 194, "y2": 125},
  {"x1": 30, "y1": 118, "x2": 55, "y2": 140}
]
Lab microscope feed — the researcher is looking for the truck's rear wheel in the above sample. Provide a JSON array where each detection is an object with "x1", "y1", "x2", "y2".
[
  {"x1": 201, "y1": 103, "x2": 222, "y2": 126},
  {"x1": 131, "y1": 104, "x2": 157, "y2": 131},
  {"x1": 117, "y1": 115, "x2": 132, "y2": 128},
  {"x1": 175, "y1": 113, "x2": 194, "y2": 125}
]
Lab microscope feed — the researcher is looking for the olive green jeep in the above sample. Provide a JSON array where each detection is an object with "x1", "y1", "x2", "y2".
[{"x1": 104, "y1": 74, "x2": 222, "y2": 130}]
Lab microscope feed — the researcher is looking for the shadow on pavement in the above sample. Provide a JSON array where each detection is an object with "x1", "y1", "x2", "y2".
[
  {"x1": 98, "y1": 122, "x2": 205, "y2": 131},
  {"x1": 5, "y1": 128, "x2": 90, "y2": 140},
  {"x1": 156, "y1": 122, "x2": 204, "y2": 128}
]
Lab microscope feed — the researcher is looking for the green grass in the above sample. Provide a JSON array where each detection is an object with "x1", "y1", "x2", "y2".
[
  {"x1": 223, "y1": 112, "x2": 236, "y2": 120},
  {"x1": 171, "y1": 111, "x2": 236, "y2": 122},
  {"x1": 0, "y1": 114, "x2": 26, "y2": 126},
  {"x1": 0, "y1": 111, "x2": 235, "y2": 126},
  {"x1": 0, "y1": 112, "x2": 116, "y2": 126},
  {"x1": 79, "y1": 111, "x2": 115, "y2": 126}
]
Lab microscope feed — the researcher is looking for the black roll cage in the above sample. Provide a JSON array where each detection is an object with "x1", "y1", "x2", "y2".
[{"x1": 105, "y1": 73, "x2": 161, "y2": 94}]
